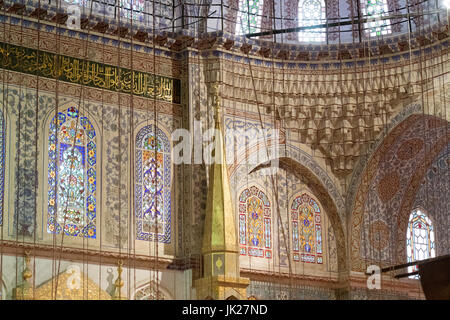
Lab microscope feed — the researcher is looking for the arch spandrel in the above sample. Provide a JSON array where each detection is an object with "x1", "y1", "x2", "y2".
[{"x1": 349, "y1": 113, "x2": 450, "y2": 271}]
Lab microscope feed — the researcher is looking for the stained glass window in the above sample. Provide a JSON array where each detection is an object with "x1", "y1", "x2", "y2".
[
  {"x1": 298, "y1": 0, "x2": 326, "y2": 42},
  {"x1": 236, "y1": 0, "x2": 264, "y2": 35},
  {"x1": 239, "y1": 186, "x2": 272, "y2": 259},
  {"x1": 291, "y1": 193, "x2": 323, "y2": 264},
  {"x1": 0, "y1": 109, "x2": 4, "y2": 226},
  {"x1": 406, "y1": 209, "x2": 436, "y2": 279},
  {"x1": 361, "y1": 0, "x2": 392, "y2": 37},
  {"x1": 135, "y1": 125, "x2": 171, "y2": 243},
  {"x1": 47, "y1": 106, "x2": 97, "y2": 238},
  {"x1": 120, "y1": 0, "x2": 146, "y2": 21}
]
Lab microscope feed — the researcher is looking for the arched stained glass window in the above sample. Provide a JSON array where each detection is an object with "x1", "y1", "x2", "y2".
[
  {"x1": 361, "y1": 0, "x2": 392, "y2": 37},
  {"x1": 406, "y1": 209, "x2": 436, "y2": 279},
  {"x1": 291, "y1": 193, "x2": 323, "y2": 264},
  {"x1": 236, "y1": 0, "x2": 264, "y2": 35},
  {"x1": 47, "y1": 106, "x2": 97, "y2": 238},
  {"x1": 135, "y1": 125, "x2": 171, "y2": 243},
  {"x1": 0, "y1": 109, "x2": 4, "y2": 226},
  {"x1": 238, "y1": 186, "x2": 272, "y2": 258},
  {"x1": 298, "y1": 0, "x2": 326, "y2": 42}
]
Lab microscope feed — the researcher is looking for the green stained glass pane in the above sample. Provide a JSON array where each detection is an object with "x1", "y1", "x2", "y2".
[
  {"x1": 236, "y1": 0, "x2": 263, "y2": 35},
  {"x1": 361, "y1": 0, "x2": 392, "y2": 37}
]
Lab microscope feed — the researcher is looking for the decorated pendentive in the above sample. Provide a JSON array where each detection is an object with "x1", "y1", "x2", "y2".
[
  {"x1": 238, "y1": 185, "x2": 272, "y2": 259},
  {"x1": 47, "y1": 106, "x2": 97, "y2": 238},
  {"x1": 291, "y1": 193, "x2": 323, "y2": 264},
  {"x1": 135, "y1": 124, "x2": 171, "y2": 243}
]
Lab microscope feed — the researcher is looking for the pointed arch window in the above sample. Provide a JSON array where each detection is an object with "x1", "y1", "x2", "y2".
[
  {"x1": 298, "y1": 0, "x2": 326, "y2": 42},
  {"x1": 135, "y1": 125, "x2": 171, "y2": 243},
  {"x1": 406, "y1": 209, "x2": 436, "y2": 279},
  {"x1": 0, "y1": 109, "x2": 4, "y2": 225},
  {"x1": 236, "y1": 0, "x2": 264, "y2": 35},
  {"x1": 47, "y1": 106, "x2": 97, "y2": 238},
  {"x1": 291, "y1": 193, "x2": 323, "y2": 264},
  {"x1": 238, "y1": 186, "x2": 272, "y2": 258},
  {"x1": 361, "y1": 0, "x2": 392, "y2": 37}
]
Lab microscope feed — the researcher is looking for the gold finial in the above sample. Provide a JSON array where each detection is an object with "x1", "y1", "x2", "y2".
[
  {"x1": 112, "y1": 260, "x2": 127, "y2": 300},
  {"x1": 14, "y1": 251, "x2": 33, "y2": 300},
  {"x1": 23, "y1": 251, "x2": 32, "y2": 282}
]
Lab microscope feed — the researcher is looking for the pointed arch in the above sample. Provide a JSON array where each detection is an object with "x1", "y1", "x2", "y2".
[
  {"x1": 229, "y1": 143, "x2": 347, "y2": 272},
  {"x1": 47, "y1": 105, "x2": 97, "y2": 238}
]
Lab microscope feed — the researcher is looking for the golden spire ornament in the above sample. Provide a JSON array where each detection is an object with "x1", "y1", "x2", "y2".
[
  {"x1": 111, "y1": 260, "x2": 127, "y2": 300},
  {"x1": 14, "y1": 251, "x2": 34, "y2": 300},
  {"x1": 193, "y1": 82, "x2": 249, "y2": 300}
]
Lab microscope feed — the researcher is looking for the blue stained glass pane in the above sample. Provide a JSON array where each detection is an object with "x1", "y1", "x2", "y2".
[{"x1": 135, "y1": 125, "x2": 171, "y2": 243}]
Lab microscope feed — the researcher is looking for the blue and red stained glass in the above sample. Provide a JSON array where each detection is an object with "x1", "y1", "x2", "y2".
[{"x1": 47, "y1": 106, "x2": 96, "y2": 238}]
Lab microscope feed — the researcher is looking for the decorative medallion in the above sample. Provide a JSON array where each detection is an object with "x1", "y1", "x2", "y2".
[
  {"x1": 368, "y1": 220, "x2": 390, "y2": 250},
  {"x1": 397, "y1": 138, "x2": 423, "y2": 161},
  {"x1": 377, "y1": 172, "x2": 400, "y2": 203}
]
